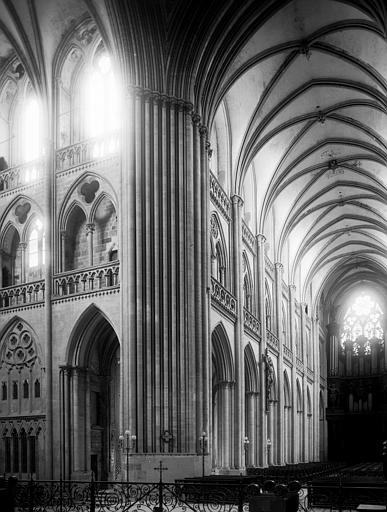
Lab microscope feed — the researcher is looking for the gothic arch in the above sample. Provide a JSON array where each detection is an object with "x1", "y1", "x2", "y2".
[
  {"x1": 296, "y1": 378, "x2": 304, "y2": 462},
  {"x1": 65, "y1": 303, "x2": 119, "y2": 367},
  {"x1": 283, "y1": 369, "x2": 292, "y2": 463},
  {"x1": 58, "y1": 172, "x2": 117, "y2": 231},
  {"x1": 0, "y1": 315, "x2": 45, "y2": 478},
  {"x1": 63, "y1": 303, "x2": 120, "y2": 481},
  {"x1": 60, "y1": 199, "x2": 88, "y2": 233},
  {"x1": 0, "y1": 194, "x2": 42, "y2": 239},
  {"x1": 212, "y1": 323, "x2": 234, "y2": 383},
  {"x1": 210, "y1": 212, "x2": 228, "y2": 286},
  {"x1": 244, "y1": 343, "x2": 259, "y2": 394},
  {"x1": 242, "y1": 251, "x2": 254, "y2": 311},
  {"x1": 211, "y1": 323, "x2": 234, "y2": 470},
  {"x1": 296, "y1": 379, "x2": 303, "y2": 412},
  {"x1": 265, "y1": 279, "x2": 272, "y2": 330},
  {"x1": 284, "y1": 370, "x2": 291, "y2": 407}
]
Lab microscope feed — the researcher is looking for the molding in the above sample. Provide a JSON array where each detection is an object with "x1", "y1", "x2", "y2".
[
  {"x1": 242, "y1": 221, "x2": 256, "y2": 254},
  {"x1": 52, "y1": 286, "x2": 120, "y2": 305},
  {"x1": 210, "y1": 276, "x2": 237, "y2": 321},
  {"x1": 209, "y1": 172, "x2": 231, "y2": 222}
]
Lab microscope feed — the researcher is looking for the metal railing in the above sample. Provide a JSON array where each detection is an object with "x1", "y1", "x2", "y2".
[{"x1": 11, "y1": 477, "x2": 307, "y2": 512}]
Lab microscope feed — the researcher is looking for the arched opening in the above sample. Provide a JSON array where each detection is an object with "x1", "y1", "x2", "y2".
[
  {"x1": 211, "y1": 323, "x2": 234, "y2": 471},
  {"x1": 1, "y1": 225, "x2": 20, "y2": 287},
  {"x1": 306, "y1": 387, "x2": 312, "y2": 461},
  {"x1": 65, "y1": 307, "x2": 120, "y2": 480},
  {"x1": 210, "y1": 214, "x2": 227, "y2": 286},
  {"x1": 26, "y1": 218, "x2": 45, "y2": 282},
  {"x1": 319, "y1": 391, "x2": 327, "y2": 461},
  {"x1": 242, "y1": 253, "x2": 253, "y2": 312},
  {"x1": 266, "y1": 363, "x2": 277, "y2": 466},
  {"x1": 244, "y1": 344, "x2": 259, "y2": 467},
  {"x1": 64, "y1": 205, "x2": 87, "y2": 271},
  {"x1": 265, "y1": 281, "x2": 272, "y2": 330},
  {"x1": 296, "y1": 380, "x2": 303, "y2": 462},
  {"x1": 283, "y1": 371, "x2": 292, "y2": 463},
  {"x1": 93, "y1": 196, "x2": 117, "y2": 265}
]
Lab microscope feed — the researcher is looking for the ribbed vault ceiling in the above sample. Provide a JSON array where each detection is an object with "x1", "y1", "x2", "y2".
[
  {"x1": 0, "y1": 0, "x2": 385, "y2": 314},
  {"x1": 216, "y1": 0, "x2": 387, "y2": 309}
]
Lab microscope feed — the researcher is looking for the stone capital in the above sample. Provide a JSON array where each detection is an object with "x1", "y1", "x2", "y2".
[
  {"x1": 191, "y1": 111, "x2": 201, "y2": 125},
  {"x1": 256, "y1": 233, "x2": 266, "y2": 245},
  {"x1": 86, "y1": 223, "x2": 95, "y2": 234},
  {"x1": 199, "y1": 124, "x2": 208, "y2": 138},
  {"x1": 274, "y1": 262, "x2": 284, "y2": 273},
  {"x1": 231, "y1": 194, "x2": 244, "y2": 208},
  {"x1": 18, "y1": 242, "x2": 27, "y2": 250}
]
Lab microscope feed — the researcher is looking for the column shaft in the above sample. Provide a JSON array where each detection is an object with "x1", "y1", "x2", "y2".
[{"x1": 256, "y1": 234, "x2": 267, "y2": 466}]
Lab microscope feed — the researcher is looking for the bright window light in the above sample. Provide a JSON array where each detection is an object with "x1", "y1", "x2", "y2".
[
  {"x1": 83, "y1": 53, "x2": 120, "y2": 141},
  {"x1": 20, "y1": 97, "x2": 42, "y2": 163},
  {"x1": 341, "y1": 294, "x2": 384, "y2": 354},
  {"x1": 29, "y1": 229, "x2": 39, "y2": 267},
  {"x1": 28, "y1": 220, "x2": 45, "y2": 268}
]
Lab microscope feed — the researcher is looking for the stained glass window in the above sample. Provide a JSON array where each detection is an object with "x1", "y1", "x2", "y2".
[{"x1": 341, "y1": 295, "x2": 384, "y2": 355}]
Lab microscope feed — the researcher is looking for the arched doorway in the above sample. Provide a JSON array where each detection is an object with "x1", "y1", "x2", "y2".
[{"x1": 64, "y1": 306, "x2": 120, "y2": 481}]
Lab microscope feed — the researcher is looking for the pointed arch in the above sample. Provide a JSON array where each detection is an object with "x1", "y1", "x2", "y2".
[
  {"x1": 211, "y1": 323, "x2": 234, "y2": 383},
  {"x1": 210, "y1": 212, "x2": 228, "y2": 286},
  {"x1": 265, "y1": 279, "x2": 272, "y2": 330},
  {"x1": 306, "y1": 387, "x2": 312, "y2": 417},
  {"x1": 65, "y1": 303, "x2": 119, "y2": 367},
  {"x1": 244, "y1": 343, "x2": 259, "y2": 393},
  {"x1": 0, "y1": 194, "x2": 41, "y2": 237},
  {"x1": 296, "y1": 379, "x2": 303, "y2": 412},
  {"x1": 284, "y1": 369, "x2": 291, "y2": 407},
  {"x1": 58, "y1": 172, "x2": 117, "y2": 229},
  {"x1": 242, "y1": 251, "x2": 254, "y2": 311},
  {"x1": 61, "y1": 199, "x2": 88, "y2": 232}
]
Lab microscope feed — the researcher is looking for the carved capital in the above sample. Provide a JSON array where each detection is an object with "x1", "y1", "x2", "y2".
[
  {"x1": 199, "y1": 124, "x2": 208, "y2": 138},
  {"x1": 191, "y1": 111, "x2": 201, "y2": 125},
  {"x1": 18, "y1": 242, "x2": 27, "y2": 250},
  {"x1": 289, "y1": 283, "x2": 296, "y2": 294},
  {"x1": 256, "y1": 233, "x2": 266, "y2": 245},
  {"x1": 231, "y1": 194, "x2": 244, "y2": 208},
  {"x1": 86, "y1": 223, "x2": 95, "y2": 235},
  {"x1": 60, "y1": 230, "x2": 67, "y2": 240},
  {"x1": 274, "y1": 262, "x2": 284, "y2": 273}
]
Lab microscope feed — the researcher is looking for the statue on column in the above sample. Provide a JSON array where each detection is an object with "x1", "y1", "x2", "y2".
[{"x1": 263, "y1": 348, "x2": 275, "y2": 412}]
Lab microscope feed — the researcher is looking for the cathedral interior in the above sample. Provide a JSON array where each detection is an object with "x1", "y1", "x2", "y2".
[{"x1": 0, "y1": 0, "x2": 386, "y2": 482}]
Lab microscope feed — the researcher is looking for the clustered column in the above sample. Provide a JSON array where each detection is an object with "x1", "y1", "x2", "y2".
[{"x1": 120, "y1": 86, "x2": 209, "y2": 461}]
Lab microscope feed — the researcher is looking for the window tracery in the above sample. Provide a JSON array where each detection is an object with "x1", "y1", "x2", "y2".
[{"x1": 341, "y1": 294, "x2": 384, "y2": 356}]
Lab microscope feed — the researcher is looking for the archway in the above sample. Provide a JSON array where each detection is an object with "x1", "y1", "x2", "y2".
[
  {"x1": 283, "y1": 370, "x2": 292, "y2": 463},
  {"x1": 244, "y1": 344, "x2": 259, "y2": 466},
  {"x1": 211, "y1": 323, "x2": 234, "y2": 471},
  {"x1": 64, "y1": 305, "x2": 120, "y2": 480}
]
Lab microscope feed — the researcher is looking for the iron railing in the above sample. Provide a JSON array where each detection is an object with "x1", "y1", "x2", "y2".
[
  {"x1": 8, "y1": 475, "x2": 387, "y2": 512},
  {"x1": 11, "y1": 477, "x2": 306, "y2": 512}
]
